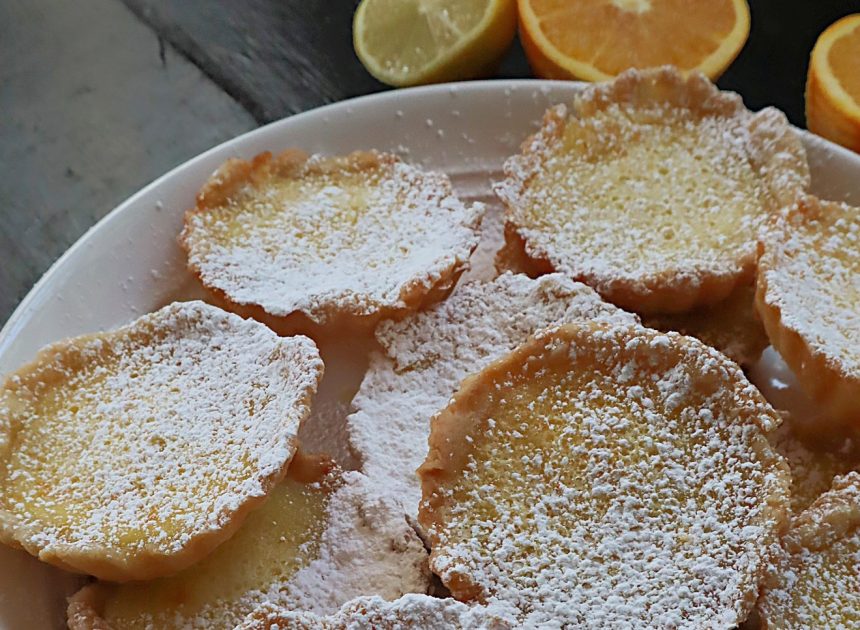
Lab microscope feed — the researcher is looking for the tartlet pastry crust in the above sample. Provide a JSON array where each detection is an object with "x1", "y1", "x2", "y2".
[
  {"x1": 756, "y1": 194, "x2": 860, "y2": 427},
  {"x1": 495, "y1": 66, "x2": 809, "y2": 314},
  {"x1": 180, "y1": 150, "x2": 483, "y2": 335},
  {"x1": 0, "y1": 301, "x2": 322, "y2": 582},
  {"x1": 642, "y1": 281, "x2": 769, "y2": 367},
  {"x1": 419, "y1": 322, "x2": 789, "y2": 627}
]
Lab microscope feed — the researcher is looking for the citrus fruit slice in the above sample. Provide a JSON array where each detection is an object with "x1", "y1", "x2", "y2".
[
  {"x1": 353, "y1": 0, "x2": 517, "y2": 86},
  {"x1": 518, "y1": 0, "x2": 750, "y2": 81},
  {"x1": 806, "y1": 14, "x2": 860, "y2": 153}
]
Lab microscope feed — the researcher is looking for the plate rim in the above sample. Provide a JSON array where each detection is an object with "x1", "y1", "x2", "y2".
[{"x1": 2, "y1": 78, "x2": 859, "y2": 348}]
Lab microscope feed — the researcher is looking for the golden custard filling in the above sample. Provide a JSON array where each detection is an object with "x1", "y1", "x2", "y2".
[
  {"x1": 0, "y1": 348, "x2": 253, "y2": 550},
  {"x1": 101, "y1": 476, "x2": 332, "y2": 629},
  {"x1": 522, "y1": 107, "x2": 765, "y2": 272},
  {"x1": 420, "y1": 324, "x2": 788, "y2": 626},
  {"x1": 444, "y1": 340, "x2": 771, "y2": 560},
  {"x1": 197, "y1": 163, "x2": 384, "y2": 263}
]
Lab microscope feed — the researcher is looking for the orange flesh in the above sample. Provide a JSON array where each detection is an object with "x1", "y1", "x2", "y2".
[
  {"x1": 526, "y1": 0, "x2": 737, "y2": 73},
  {"x1": 829, "y1": 23, "x2": 860, "y2": 104}
]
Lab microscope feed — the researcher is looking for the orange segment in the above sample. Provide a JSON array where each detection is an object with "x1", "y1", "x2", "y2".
[
  {"x1": 806, "y1": 14, "x2": 860, "y2": 153},
  {"x1": 518, "y1": 0, "x2": 750, "y2": 81}
]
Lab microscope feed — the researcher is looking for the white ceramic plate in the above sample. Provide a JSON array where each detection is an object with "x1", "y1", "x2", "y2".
[{"x1": 1, "y1": 80, "x2": 859, "y2": 629}]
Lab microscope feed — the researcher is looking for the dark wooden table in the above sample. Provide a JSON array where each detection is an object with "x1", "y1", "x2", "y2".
[{"x1": 1, "y1": 0, "x2": 855, "y2": 324}]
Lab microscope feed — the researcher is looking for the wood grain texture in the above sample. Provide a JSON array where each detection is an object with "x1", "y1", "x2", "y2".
[
  {"x1": 0, "y1": 0, "x2": 256, "y2": 324},
  {"x1": 122, "y1": 0, "x2": 391, "y2": 122}
]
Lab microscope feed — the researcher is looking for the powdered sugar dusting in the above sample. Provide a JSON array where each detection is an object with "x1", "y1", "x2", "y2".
[
  {"x1": 494, "y1": 67, "x2": 808, "y2": 309},
  {"x1": 768, "y1": 415, "x2": 860, "y2": 515},
  {"x1": 758, "y1": 472, "x2": 860, "y2": 627},
  {"x1": 0, "y1": 301, "x2": 323, "y2": 572},
  {"x1": 240, "y1": 594, "x2": 519, "y2": 629},
  {"x1": 262, "y1": 471, "x2": 429, "y2": 615},
  {"x1": 422, "y1": 324, "x2": 789, "y2": 627},
  {"x1": 347, "y1": 273, "x2": 637, "y2": 516},
  {"x1": 759, "y1": 196, "x2": 860, "y2": 379},
  {"x1": 182, "y1": 151, "x2": 483, "y2": 324},
  {"x1": 222, "y1": 471, "x2": 430, "y2": 625},
  {"x1": 69, "y1": 470, "x2": 428, "y2": 629}
]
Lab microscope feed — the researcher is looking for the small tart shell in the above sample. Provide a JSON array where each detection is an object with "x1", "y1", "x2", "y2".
[
  {"x1": 756, "y1": 195, "x2": 860, "y2": 428},
  {"x1": 181, "y1": 150, "x2": 483, "y2": 336},
  {"x1": 419, "y1": 322, "x2": 789, "y2": 626},
  {"x1": 757, "y1": 472, "x2": 860, "y2": 628},
  {"x1": 0, "y1": 301, "x2": 323, "y2": 582},
  {"x1": 67, "y1": 454, "x2": 429, "y2": 629},
  {"x1": 495, "y1": 66, "x2": 809, "y2": 315}
]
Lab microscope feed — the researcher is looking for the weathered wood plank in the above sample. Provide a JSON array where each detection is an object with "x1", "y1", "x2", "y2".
[
  {"x1": 123, "y1": 0, "x2": 391, "y2": 122},
  {"x1": 0, "y1": 0, "x2": 256, "y2": 324}
]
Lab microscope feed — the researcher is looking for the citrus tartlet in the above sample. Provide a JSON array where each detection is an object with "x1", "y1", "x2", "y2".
[
  {"x1": 495, "y1": 66, "x2": 809, "y2": 314},
  {"x1": 756, "y1": 195, "x2": 860, "y2": 427},
  {"x1": 419, "y1": 323, "x2": 789, "y2": 626},
  {"x1": 181, "y1": 150, "x2": 484, "y2": 335},
  {"x1": 757, "y1": 472, "x2": 860, "y2": 627},
  {"x1": 67, "y1": 453, "x2": 429, "y2": 628},
  {"x1": 0, "y1": 301, "x2": 323, "y2": 582}
]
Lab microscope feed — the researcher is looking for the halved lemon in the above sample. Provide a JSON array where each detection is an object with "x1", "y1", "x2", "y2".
[
  {"x1": 353, "y1": 0, "x2": 517, "y2": 87},
  {"x1": 806, "y1": 14, "x2": 860, "y2": 153},
  {"x1": 518, "y1": 0, "x2": 750, "y2": 81}
]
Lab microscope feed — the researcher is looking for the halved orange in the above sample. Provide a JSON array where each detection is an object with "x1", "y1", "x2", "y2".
[
  {"x1": 806, "y1": 14, "x2": 860, "y2": 153},
  {"x1": 518, "y1": 0, "x2": 750, "y2": 81}
]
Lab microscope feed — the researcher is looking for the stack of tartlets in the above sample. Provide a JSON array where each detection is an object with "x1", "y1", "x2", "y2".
[{"x1": 0, "y1": 67, "x2": 858, "y2": 629}]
